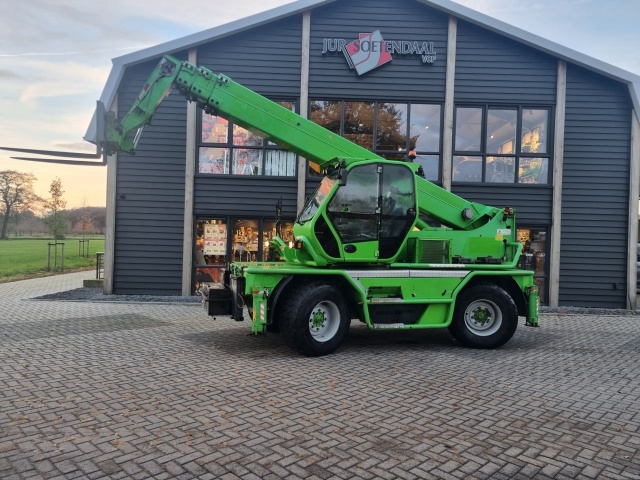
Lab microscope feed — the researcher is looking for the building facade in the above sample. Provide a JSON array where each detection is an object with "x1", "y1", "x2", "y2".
[{"x1": 90, "y1": 0, "x2": 640, "y2": 308}]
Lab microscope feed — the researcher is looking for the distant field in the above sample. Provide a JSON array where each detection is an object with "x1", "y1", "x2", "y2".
[{"x1": 0, "y1": 237, "x2": 105, "y2": 282}]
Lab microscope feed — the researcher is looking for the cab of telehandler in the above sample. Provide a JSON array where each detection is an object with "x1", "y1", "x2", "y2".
[{"x1": 294, "y1": 160, "x2": 418, "y2": 264}]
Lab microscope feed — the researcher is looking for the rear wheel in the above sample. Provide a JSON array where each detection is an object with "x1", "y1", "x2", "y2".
[
  {"x1": 265, "y1": 322, "x2": 280, "y2": 333},
  {"x1": 449, "y1": 284, "x2": 518, "y2": 348},
  {"x1": 280, "y1": 282, "x2": 349, "y2": 357}
]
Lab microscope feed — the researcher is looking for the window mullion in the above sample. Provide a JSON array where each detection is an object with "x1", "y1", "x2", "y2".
[
  {"x1": 372, "y1": 100, "x2": 378, "y2": 152},
  {"x1": 406, "y1": 103, "x2": 411, "y2": 153},
  {"x1": 481, "y1": 106, "x2": 488, "y2": 182},
  {"x1": 515, "y1": 106, "x2": 522, "y2": 184}
]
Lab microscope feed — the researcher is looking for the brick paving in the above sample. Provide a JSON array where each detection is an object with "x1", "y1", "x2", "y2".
[{"x1": 0, "y1": 272, "x2": 639, "y2": 479}]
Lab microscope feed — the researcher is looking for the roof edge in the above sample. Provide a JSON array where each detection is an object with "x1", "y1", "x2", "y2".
[
  {"x1": 115, "y1": 0, "x2": 334, "y2": 67},
  {"x1": 85, "y1": 0, "x2": 336, "y2": 141},
  {"x1": 87, "y1": 0, "x2": 640, "y2": 141},
  {"x1": 420, "y1": 0, "x2": 640, "y2": 117}
]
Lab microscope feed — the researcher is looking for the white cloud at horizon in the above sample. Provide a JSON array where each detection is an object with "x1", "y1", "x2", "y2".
[{"x1": 16, "y1": 61, "x2": 110, "y2": 107}]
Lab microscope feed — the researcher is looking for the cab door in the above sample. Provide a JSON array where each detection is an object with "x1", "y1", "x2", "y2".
[
  {"x1": 324, "y1": 162, "x2": 416, "y2": 263},
  {"x1": 325, "y1": 163, "x2": 380, "y2": 263},
  {"x1": 378, "y1": 163, "x2": 416, "y2": 260}
]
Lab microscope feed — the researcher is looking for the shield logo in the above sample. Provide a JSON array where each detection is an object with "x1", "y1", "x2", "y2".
[{"x1": 342, "y1": 30, "x2": 393, "y2": 75}]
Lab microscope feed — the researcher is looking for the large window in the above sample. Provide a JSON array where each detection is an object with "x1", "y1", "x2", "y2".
[
  {"x1": 195, "y1": 218, "x2": 228, "y2": 289},
  {"x1": 198, "y1": 101, "x2": 297, "y2": 176},
  {"x1": 310, "y1": 100, "x2": 442, "y2": 182},
  {"x1": 453, "y1": 106, "x2": 551, "y2": 184},
  {"x1": 194, "y1": 217, "x2": 294, "y2": 293}
]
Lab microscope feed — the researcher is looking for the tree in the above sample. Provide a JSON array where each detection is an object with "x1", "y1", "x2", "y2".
[
  {"x1": 75, "y1": 198, "x2": 93, "y2": 239},
  {"x1": 11, "y1": 210, "x2": 43, "y2": 236},
  {"x1": 64, "y1": 206, "x2": 106, "y2": 235},
  {"x1": 0, "y1": 170, "x2": 41, "y2": 240},
  {"x1": 91, "y1": 207, "x2": 106, "y2": 233},
  {"x1": 377, "y1": 103, "x2": 409, "y2": 151},
  {"x1": 43, "y1": 177, "x2": 68, "y2": 240},
  {"x1": 7, "y1": 207, "x2": 27, "y2": 237}
]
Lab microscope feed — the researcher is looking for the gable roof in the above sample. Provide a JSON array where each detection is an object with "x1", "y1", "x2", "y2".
[{"x1": 85, "y1": 0, "x2": 640, "y2": 141}]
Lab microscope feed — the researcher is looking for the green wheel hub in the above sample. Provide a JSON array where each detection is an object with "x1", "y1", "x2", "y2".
[
  {"x1": 472, "y1": 307, "x2": 490, "y2": 324},
  {"x1": 311, "y1": 310, "x2": 326, "y2": 329}
]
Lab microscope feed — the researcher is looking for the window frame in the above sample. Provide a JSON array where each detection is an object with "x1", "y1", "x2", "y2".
[
  {"x1": 452, "y1": 105, "x2": 553, "y2": 185},
  {"x1": 193, "y1": 215, "x2": 295, "y2": 293},
  {"x1": 197, "y1": 100, "x2": 298, "y2": 177},
  {"x1": 308, "y1": 99, "x2": 444, "y2": 183}
]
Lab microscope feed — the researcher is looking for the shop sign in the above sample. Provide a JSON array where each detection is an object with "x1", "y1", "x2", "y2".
[
  {"x1": 204, "y1": 223, "x2": 227, "y2": 255},
  {"x1": 321, "y1": 30, "x2": 436, "y2": 75}
]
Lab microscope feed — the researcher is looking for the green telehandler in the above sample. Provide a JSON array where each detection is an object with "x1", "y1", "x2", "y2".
[{"x1": 26, "y1": 55, "x2": 542, "y2": 356}]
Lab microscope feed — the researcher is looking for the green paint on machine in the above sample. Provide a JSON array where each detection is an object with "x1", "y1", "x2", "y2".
[{"x1": 108, "y1": 54, "x2": 539, "y2": 357}]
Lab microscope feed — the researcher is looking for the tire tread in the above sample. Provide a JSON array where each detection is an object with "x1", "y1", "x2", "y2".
[
  {"x1": 279, "y1": 281, "x2": 349, "y2": 357},
  {"x1": 449, "y1": 283, "x2": 518, "y2": 349}
]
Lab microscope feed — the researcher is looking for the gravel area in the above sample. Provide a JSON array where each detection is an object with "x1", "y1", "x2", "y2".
[
  {"x1": 30, "y1": 286, "x2": 639, "y2": 314},
  {"x1": 31, "y1": 287, "x2": 201, "y2": 304}
]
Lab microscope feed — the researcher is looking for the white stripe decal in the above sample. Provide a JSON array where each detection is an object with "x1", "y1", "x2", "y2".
[{"x1": 344, "y1": 269, "x2": 469, "y2": 279}]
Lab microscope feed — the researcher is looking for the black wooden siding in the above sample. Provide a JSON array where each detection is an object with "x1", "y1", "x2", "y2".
[
  {"x1": 194, "y1": 177, "x2": 298, "y2": 218},
  {"x1": 114, "y1": 57, "x2": 188, "y2": 295},
  {"x1": 309, "y1": 0, "x2": 448, "y2": 101},
  {"x1": 194, "y1": 16, "x2": 303, "y2": 221},
  {"x1": 451, "y1": 185, "x2": 553, "y2": 226},
  {"x1": 109, "y1": 0, "x2": 636, "y2": 309},
  {"x1": 560, "y1": 64, "x2": 632, "y2": 308},
  {"x1": 455, "y1": 21, "x2": 557, "y2": 104},
  {"x1": 197, "y1": 16, "x2": 303, "y2": 96}
]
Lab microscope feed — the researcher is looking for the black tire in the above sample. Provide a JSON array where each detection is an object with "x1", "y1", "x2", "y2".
[
  {"x1": 279, "y1": 282, "x2": 349, "y2": 357},
  {"x1": 265, "y1": 321, "x2": 280, "y2": 334},
  {"x1": 449, "y1": 284, "x2": 518, "y2": 349}
]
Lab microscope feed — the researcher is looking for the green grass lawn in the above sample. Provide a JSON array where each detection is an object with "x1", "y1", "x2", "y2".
[{"x1": 0, "y1": 237, "x2": 105, "y2": 282}]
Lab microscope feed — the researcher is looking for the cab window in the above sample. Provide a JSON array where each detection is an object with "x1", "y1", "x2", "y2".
[{"x1": 327, "y1": 164, "x2": 379, "y2": 244}]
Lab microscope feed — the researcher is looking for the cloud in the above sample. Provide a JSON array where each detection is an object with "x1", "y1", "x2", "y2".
[
  {"x1": 92, "y1": 0, "x2": 296, "y2": 31},
  {"x1": 455, "y1": 0, "x2": 640, "y2": 75},
  {"x1": 18, "y1": 63, "x2": 109, "y2": 106},
  {"x1": 0, "y1": 0, "x2": 294, "y2": 61},
  {"x1": 0, "y1": 69, "x2": 21, "y2": 79},
  {"x1": 0, "y1": 95, "x2": 96, "y2": 150},
  {"x1": 0, "y1": 57, "x2": 110, "y2": 109},
  {"x1": 0, "y1": 46, "x2": 143, "y2": 59}
]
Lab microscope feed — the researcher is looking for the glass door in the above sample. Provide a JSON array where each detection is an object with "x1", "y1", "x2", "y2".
[
  {"x1": 193, "y1": 216, "x2": 295, "y2": 293},
  {"x1": 517, "y1": 227, "x2": 548, "y2": 304},
  {"x1": 195, "y1": 218, "x2": 228, "y2": 291}
]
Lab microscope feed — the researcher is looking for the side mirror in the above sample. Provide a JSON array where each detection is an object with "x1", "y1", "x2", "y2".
[
  {"x1": 338, "y1": 159, "x2": 348, "y2": 186},
  {"x1": 338, "y1": 168, "x2": 348, "y2": 186}
]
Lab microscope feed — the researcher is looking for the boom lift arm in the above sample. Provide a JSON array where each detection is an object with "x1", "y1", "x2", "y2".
[
  {"x1": 110, "y1": 55, "x2": 497, "y2": 231},
  {"x1": 110, "y1": 56, "x2": 375, "y2": 166}
]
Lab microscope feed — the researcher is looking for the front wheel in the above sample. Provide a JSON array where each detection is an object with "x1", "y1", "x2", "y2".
[
  {"x1": 449, "y1": 284, "x2": 518, "y2": 349},
  {"x1": 279, "y1": 282, "x2": 349, "y2": 357}
]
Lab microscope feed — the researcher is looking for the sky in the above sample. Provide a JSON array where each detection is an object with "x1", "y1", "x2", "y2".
[{"x1": 1, "y1": 0, "x2": 638, "y2": 209}]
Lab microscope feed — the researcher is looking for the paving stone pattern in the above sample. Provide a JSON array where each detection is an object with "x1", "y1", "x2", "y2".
[{"x1": 1, "y1": 272, "x2": 639, "y2": 479}]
